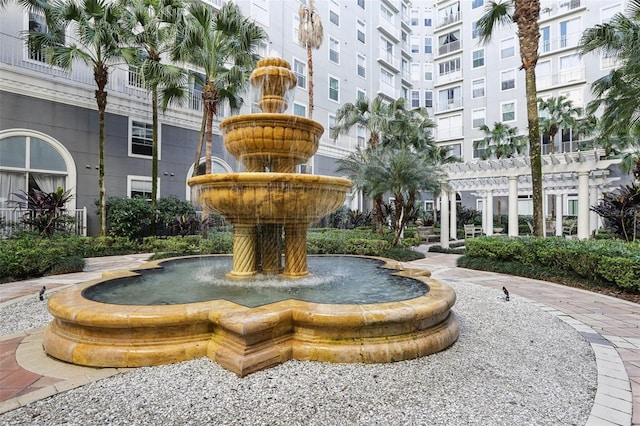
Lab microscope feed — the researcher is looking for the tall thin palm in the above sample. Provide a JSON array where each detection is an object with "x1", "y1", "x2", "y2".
[
  {"x1": 475, "y1": 122, "x2": 526, "y2": 160},
  {"x1": 477, "y1": 0, "x2": 543, "y2": 236},
  {"x1": 30, "y1": 0, "x2": 137, "y2": 236},
  {"x1": 538, "y1": 96, "x2": 583, "y2": 154},
  {"x1": 173, "y1": 2, "x2": 266, "y2": 176},
  {"x1": 298, "y1": 0, "x2": 323, "y2": 119},
  {"x1": 121, "y1": 0, "x2": 186, "y2": 213}
]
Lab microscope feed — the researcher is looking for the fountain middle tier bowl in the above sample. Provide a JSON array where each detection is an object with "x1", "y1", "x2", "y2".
[
  {"x1": 189, "y1": 173, "x2": 353, "y2": 225},
  {"x1": 221, "y1": 114, "x2": 324, "y2": 172}
]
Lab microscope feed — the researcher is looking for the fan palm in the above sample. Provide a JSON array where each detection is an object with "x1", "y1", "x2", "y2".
[
  {"x1": 121, "y1": 0, "x2": 187, "y2": 214},
  {"x1": 29, "y1": 0, "x2": 137, "y2": 236},
  {"x1": 172, "y1": 2, "x2": 266, "y2": 176},
  {"x1": 477, "y1": 0, "x2": 544, "y2": 236},
  {"x1": 538, "y1": 96, "x2": 583, "y2": 154},
  {"x1": 298, "y1": 0, "x2": 323, "y2": 119},
  {"x1": 475, "y1": 122, "x2": 526, "y2": 160}
]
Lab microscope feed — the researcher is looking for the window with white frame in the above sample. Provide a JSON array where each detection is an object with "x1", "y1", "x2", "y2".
[
  {"x1": 411, "y1": 90, "x2": 420, "y2": 108},
  {"x1": 560, "y1": 53, "x2": 582, "y2": 83},
  {"x1": 436, "y1": 114, "x2": 462, "y2": 139},
  {"x1": 328, "y1": 114, "x2": 336, "y2": 136},
  {"x1": 28, "y1": 12, "x2": 63, "y2": 63},
  {"x1": 329, "y1": 76, "x2": 339, "y2": 102},
  {"x1": 472, "y1": 108, "x2": 485, "y2": 129},
  {"x1": 424, "y1": 91, "x2": 433, "y2": 108},
  {"x1": 439, "y1": 30, "x2": 460, "y2": 55},
  {"x1": 501, "y1": 37, "x2": 515, "y2": 59},
  {"x1": 501, "y1": 101, "x2": 516, "y2": 122},
  {"x1": 357, "y1": 88, "x2": 366, "y2": 100},
  {"x1": 129, "y1": 119, "x2": 157, "y2": 158},
  {"x1": 439, "y1": 57, "x2": 461, "y2": 76},
  {"x1": 472, "y1": 78, "x2": 485, "y2": 98},
  {"x1": 293, "y1": 58, "x2": 306, "y2": 88},
  {"x1": 540, "y1": 26, "x2": 550, "y2": 53},
  {"x1": 329, "y1": 37, "x2": 340, "y2": 63},
  {"x1": 357, "y1": 19, "x2": 366, "y2": 43},
  {"x1": 424, "y1": 10, "x2": 432, "y2": 26},
  {"x1": 560, "y1": 17, "x2": 581, "y2": 49},
  {"x1": 438, "y1": 86, "x2": 461, "y2": 110},
  {"x1": 424, "y1": 63, "x2": 433, "y2": 80},
  {"x1": 411, "y1": 36, "x2": 420, "y2": 53},
  {"x1": 294, "y1": 13, "x2": 300, "y2": 44},
  {"x1": 128, "y1": 176, "x2": 156, "y2": 200},
  {"x1": 567, "y1": 197, "x2": 578, "y2": 216},
  {"x1": 380, "y1": 68, "x2": 394, "y2": 86},
  {"x1": 471, "y1": 21, "x2": 480, "y2": 39},
  {"x1": 472, "y1": 0, "x2": 483, "y2": 9},
  {"x1": 356, "y1": 125, "x2": 366, "y2": 147},
  {"x1": 472, "y1": 49, "x2": 484, "y2": 68},
  {"x1": 127, "y1": 50, "x2": 146, "y2": 88},
  {"x1": 357, "y1": 0, "x2": 364, "y2": 9},
  {"x1": 357, "y1": 54, "x2": 366, "y2": 78},
  {"x1": 536, "y1": 60, "x2": 551, "y2": 88},
  {"x1": 424, "y1": 36, "x2": 432, "y2": 54},
  {"x1": 380, "y1": 4, "x2": 393, "y2": 23},
  {"x1": 293, "y1": 103, "x2": 306, "y2": 117},
  {"x1": 411, "y1": 63, "x2": 420, "y2": 81},
  {"x1": 411, "y1": 9, "x2": 419, "y2": 26},
  {"x1": 501, "y1": 69, "x2": 516, "y2": 90},
  {"x1": 329, "y1": 0, "x2": 340, "y2": 26},
  {"x1": 472, "y1": 139, "x2": 486, "y2": 159}
]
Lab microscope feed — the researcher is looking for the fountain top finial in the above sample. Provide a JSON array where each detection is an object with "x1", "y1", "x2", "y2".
[{"x1": 250, "y1": 57, "x2": 298, "y2": 114}]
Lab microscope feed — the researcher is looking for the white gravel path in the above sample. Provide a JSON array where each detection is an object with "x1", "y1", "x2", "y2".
[{"x1": 0, "y1": 280, "x2": 596, "y2": 425}]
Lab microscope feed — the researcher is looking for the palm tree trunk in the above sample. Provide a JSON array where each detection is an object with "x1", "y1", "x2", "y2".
[
  {"x1": 374, "y1": 195, "x2": 384, "y2": 236},
  {"x1": 151, "y1": 87, "x2": 159, "y2": 235},
  {"x1": 95, "y1": 66, "x2": 108, "y2": 236},
  {"x1": 526, "y1": 66, "x2": 544, "y2": 237},
  {"x1": 307, "y1": 44, "x2": 314, "y2": 119},
  {"x1": 205, "y1": 103, "x2": 213, "y2": 174},
  {"x1": 192, "y1": 102, "x2": 207, "y2": 178}
]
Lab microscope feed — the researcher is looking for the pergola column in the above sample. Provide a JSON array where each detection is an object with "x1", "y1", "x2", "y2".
[
  {"x1": 508, "y1": 176, "x2": 518, "y2": 237},
  {"x1": 485, "y1": 190, "x2": 493, "y2": 236},
  {"x1": 555, "y1": 194, "x2": 563, "y2": 236},
  {"x1": 450, "y1": 190, "x2": 457, "y2": 240},
  {"x1": 577, "y1": 171, "x2": 590, "y2": 239},
  {"x1": 590, "y1": 185, "x2": 599, "y2": 235},
  {"x1": 440, "y1": 188, "x2": 449, "y2": 249}
]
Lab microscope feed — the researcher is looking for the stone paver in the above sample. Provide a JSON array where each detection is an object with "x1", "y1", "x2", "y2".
[{"x1": 0, "y1": 251, "x2": 638, "y2": 425}]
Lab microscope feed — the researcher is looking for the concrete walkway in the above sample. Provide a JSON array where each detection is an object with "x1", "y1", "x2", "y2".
[{"x1": 0, "y1": 252, "x2": 638, "y2": 425}]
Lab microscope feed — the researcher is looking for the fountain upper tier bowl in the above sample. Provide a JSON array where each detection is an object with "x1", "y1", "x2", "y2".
[
  {"x1": 189, "y1": 173, "x2": 353, "y2": 225},
  {"x1": 221, "y1": 114, "x2": 323, "y2": 173}
]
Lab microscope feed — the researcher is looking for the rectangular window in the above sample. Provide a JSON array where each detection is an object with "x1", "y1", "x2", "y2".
[
  {"x1": 472, "y1": 49, "x2": 484, "y2": 68},
  {"x1": 380, "y1": 68, "x2": 394, "y2": 85},
  {"x1": 424, "y1": 37, "x2": 432, "y2": 54},
  {"x1": 436, "y1": 114, "x2": 463, "y2": 139},
  {"x1": 501, "y1": 37, "x2": 515, "y2": 59},
  {"x1": 472, "y1": 0, "x2": 483, "y2": 9},
  {"x1": 424, "y1": 10, "x2": 432, "y2": 26},
  {"x1": 411, "y1": 36, "x2": 420, "y2": 53},
  {"x1": 439, "y1": 3, "x2": 460, "y2": 26},
  {"x1": 28, "y1": 12, "x2": 56, "y2": 62},
  {"x1": 567, "y1": 198, "x2": 578, "y2": 216},
  {"x1": 411, "y1": 90, "x2": 420, "y2": 108},
  {"x1": 411, "y1": 9, "x2": 419, "y2": 26},
  {"x1": 424, "y1": 91, "x2": 433, "y2": 108},
  {"x1": 357, "y1": 19, "x2": 366, "y2": 44},
  {"x1": 357, "y1": 0, "x2": 365, "y2": 9},
  {"x1": 411, "y1": 63, "x2": 420, "y2": 81},
  {"x1": 128, "y1": 176, "x2": 155, "y2": 200},
  {"x1": 540, "y1": 26, "x2": 550, "y2": 53},
  {"x1": 472, "y1": 21, "x2": 480, "y2": 39},
  {"x1": 357, "y1": 89, "x2": 366, "y2": 100},
  {"x1": 560, "y1": 54, "x2": 583, "y2": 82},
  {"x1": 357, "y1": 54, "x2": 366, "y2": 78},
  {"x1": 501, "y1": 101, "x2": 516, "y2": 122},
  {"x1": 130, "y1": 120, "x2": 155, "y2": 157},
  {"x1": 294, "y1": 13, "x2": 300, "y2": 44},
  {"x1": 329, "y1": 37, "x2": 340, "y2": 64},
  {"x1": 328, "y1": 114, "x2": 336, "y2": 135},
  {"x1": 501, "y1": 69, "x2": 516, "y2": 90},
  {"x1": 293, "y1": 58, "x2": 306, "y2": 88},
  {"x1": 439, "y1": 57, "x2": 461, "y2": 76},
  {"x1": 560, "y1": 17, "x2": 581, "y2": 49},
  {"x1": 473, "y1": 140, "x2": 486, "y2": 159},
  {"x1": 472, "y1": 78, "x2": 485, "y2": 98},
  {"x1": 329, "y1": 0, "x2": 340, "y2": 26},
  {"x1": 329, "y1": 76, "x2": 339, "y2": 101},
  {"x1": 380, "y1": 4, "x2": 393, "y2": 22},
  {"x1": 472, "y1": 108, "x2": 485, "y2": 129},
  {"x1": 294, "y1": 103, "x2": 306, "y2": 117},
  {"x1": 356, "y1": 125, "x2": 366, "y2": 147},
  {"x1": 439, "y1": 30, "x2": 460, "y2": 55},
  {"x1": 536, "y1": 60, "x2": 551, "y2": 88},
  {"x1": 438, "y1": 86, "x2": 461, "y2": 111},
  {"x1": 424, "y1": 63, "x2": 433, "y2": 81}
]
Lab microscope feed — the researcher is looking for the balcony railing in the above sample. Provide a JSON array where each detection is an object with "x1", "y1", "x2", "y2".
[
  {"x1": 0, "y1": 207, "x2": 87, "y2": 238},
  {"x1": 438, "y1": 40, "x2": 461, "y2": 56},
  {"x1": 539, "y1": 30, "x2": 582, "y2": 54},
  {"x1": 559, "y1": 67, "x2": 585, "y2": 84},
  {"x1": 437, "y1": 10, "x2": 461, "y2": 28},
  {"x1": 377, "y1": 49, "x2": 400, "y2": 71},
  {"x1": 437, "y1": 97, "x2": 463, "y2": 112},
  {"x1": 378, "y1": 80, "x2": 399, "y2": 100}
]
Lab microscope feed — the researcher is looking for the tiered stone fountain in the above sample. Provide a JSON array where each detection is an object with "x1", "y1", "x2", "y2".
[{"x1": 43, "y1": 58, "x2": 459, "y2": 377}]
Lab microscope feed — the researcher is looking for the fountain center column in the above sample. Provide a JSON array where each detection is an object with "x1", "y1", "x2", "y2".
[
  {"x1": 229, "y1": 224, "x2": 258, "y2": 278},
  {"x1": 283, "y1": 224, "x2": 309, "y2": 277}
]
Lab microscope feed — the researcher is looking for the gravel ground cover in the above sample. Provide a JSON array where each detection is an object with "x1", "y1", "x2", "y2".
[{"x1": 0, "y1": 280, "x2": 597, "y2": 425}]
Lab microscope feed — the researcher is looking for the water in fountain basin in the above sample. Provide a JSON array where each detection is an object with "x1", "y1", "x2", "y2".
[{"x1": 82, "y1": 256, "x2": 429, "y2": 308}]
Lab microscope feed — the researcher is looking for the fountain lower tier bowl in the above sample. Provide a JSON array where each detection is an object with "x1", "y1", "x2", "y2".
[
  {"x1": 188, "y1": 173, "x2": 353, "y2": 225},
  {"x1": 43, "y1": 256, "x2": 459, "y2": 377},
  {"x1": 220, "y1": 114, "x2": 323, "y2": 172}
]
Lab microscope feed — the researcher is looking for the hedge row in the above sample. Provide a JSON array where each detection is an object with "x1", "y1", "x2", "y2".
[{"x1": 464, "y1": 237, "x2": 640, "y2": 291}]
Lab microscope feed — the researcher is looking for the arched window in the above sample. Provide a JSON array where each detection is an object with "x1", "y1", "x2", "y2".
[
  {"x1": 185, "y1": 157, "x2": 232, "y2": 203},
  {"x1": 0, "y1": 129, "x2": 76, "y2": 209}
]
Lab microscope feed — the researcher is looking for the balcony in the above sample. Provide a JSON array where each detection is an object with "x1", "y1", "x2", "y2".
[
  {"x1": 539, "y1": 31, "x2": 582, "y2": 55},
  {"x1": 377, "y1": 49, "x2": 401, "y2": 72},
  {"x1": 436, "y1": 125, "x2": 464, "y2": 141},
  {"x1": 436, "y1": 97, "x2": 463, "y2": 113},
  {"x1": 438, "y1": 40, "x2": 461, "y2": 56},
  {"x1": 377, "y1": 17, "x2": 401, "y2": 42},
  {"x1": 377, "y1": 80, "x2": 399, "y2": 100},
  {"x1": 437, "y1": 10, "x2": 461, "y2": 29},
  {"x1": 437, "y1": 69, "x2": 462, "y2": 85},
  {"x1": 559, "y1": 67, "x2": 585, "y2": 84}
]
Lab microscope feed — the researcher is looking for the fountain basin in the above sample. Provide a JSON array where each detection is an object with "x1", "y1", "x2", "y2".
[
  {"x1": 43, "y1": 256, "x2": 459, "y2": 377},
  {"x1": 221, "y1": 114, "x2": 323, "y2": 172},
  {"x1": 189, "y1": 173, "x2": 353, "y2": 225}
]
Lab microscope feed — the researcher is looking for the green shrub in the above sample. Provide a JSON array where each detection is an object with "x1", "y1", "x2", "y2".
[
  {"x1": 598, "y1": 256, "x2": 640, "y2": 290},
  {"x1": 344, "y1": 239, "x2": 389, "y2": 256},
  {"x1": 49, "y1": 255, "x2": 85, "y2": 275},
  {"x1": 103, "y1": 196, "x2": 153, "y2": 239}
]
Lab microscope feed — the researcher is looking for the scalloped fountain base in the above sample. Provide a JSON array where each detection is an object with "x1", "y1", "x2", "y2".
[{"x1": 43, "y1": 256, "x2": 459, "y2": 377}]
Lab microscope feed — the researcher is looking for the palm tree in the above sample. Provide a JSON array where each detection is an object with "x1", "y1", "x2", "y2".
[
  {"x1": 538, "y1": 96, "x2": 583, "y2": 154},
  {"x1": 477, "y1": 0, "x2": 544, "y2": 236},
  {"x1": 579, "y1": 0, "x2": 640, "y2": 180},
  {"x1": 331, "y1": 96, "x2": 392, "y2": 149},
  {"x1": 474, "y1": 122, "x2": 527, "y2": 160},
  {"x1": 121, "y1": 0, "x2": 187, "y2": 216},
  {"x1": 173, "y1": 2, "x2": 266, "y2": 176},
  {"x1": 298, "y1": 0, "x2": 323, "y2": 119},
  {"x1": 30, "y1": 0, "x2": 137, "y2": 236}
]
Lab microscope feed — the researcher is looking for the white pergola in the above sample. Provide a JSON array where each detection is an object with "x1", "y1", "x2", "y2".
[{"x1": 438, "y1": 150, "x2": 622, "y2": 248}]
